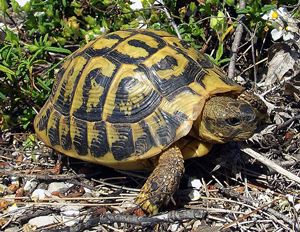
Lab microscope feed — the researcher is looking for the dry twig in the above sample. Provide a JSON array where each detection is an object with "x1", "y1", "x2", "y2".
[
  {"x1": 41, "y1": 209, "x2": 207, "y2": 231},
  {"x1": 242, "y1": 148, "x2": 300, "y2": 184},
  {"x1": 228, "y1": 0, "x2": 246, "y2": 79}
]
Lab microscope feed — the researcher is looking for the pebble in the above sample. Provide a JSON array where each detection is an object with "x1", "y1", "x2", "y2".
[
  {"x1": 24, "y1": 179, "x2": 39, "y2": 193},
  {"x1": 4, "y1": 226, "x2": 19, "y2": 232},
  {"x1": 188, "y1": 189, "x2": 201, "y2": 201},
  {"x1": 7, "y1": 203, "x2": 18, "y2": 212},
  {"x1": 0, "y1": 184, "x2": 7, "y2": 194},
  {"x1": 31, "y1": 189, "x2": 51, "y2": 201},
  {"x1": 169, "y1": 222, "x2": 180, "y2": 232},
  {"x1": 192, "y1": 220, "x2": 202, "y2": 229},
  {"x1": 61, "y1": 209, "x2": 80, "y2": 226},
  {"x1": 47, "y1": 182, "x2": 73, "y2": 194},
  {"x1": 294, "y1": 204, "x2": 300, "y2": 212},
  {"x1": 188, "y1": 177, "x2": 202, "y2": 190},
  {"x1": 28, "y1": 216, "x2": 57, "y2": 228}
]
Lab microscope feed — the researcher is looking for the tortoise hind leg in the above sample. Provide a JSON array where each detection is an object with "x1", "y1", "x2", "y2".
[{"x1": 135, "y1": 146, "x2": 184, "y2": 215}]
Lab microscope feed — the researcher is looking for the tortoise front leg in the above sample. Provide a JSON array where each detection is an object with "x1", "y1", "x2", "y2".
[{"x1": 135, "y1": 146, "x2": 184, "y2": 215}]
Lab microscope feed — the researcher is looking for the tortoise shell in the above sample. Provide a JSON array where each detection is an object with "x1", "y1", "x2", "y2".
[{"x1": 34, "y1": 29, "x2": 244, "y2": 169}]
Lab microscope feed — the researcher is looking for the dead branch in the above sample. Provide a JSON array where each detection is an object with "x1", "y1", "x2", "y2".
[
  {"x1": 41, "y1": 209, "x2": 207, "y2": 231},
  {"x1": 15, "y1": 208, "x2": 60, "y2": 224},
  {"x1": 228, "y1": 0, "x2": 246, "y2": 79},
  {"x1": 276, "y1": 114, "x2": 300, "y2": 131},
  {"x1": 242, "y1": 148, "x2": 300, "y2": 184}
]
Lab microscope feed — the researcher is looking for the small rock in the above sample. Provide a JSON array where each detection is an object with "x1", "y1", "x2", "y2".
[
  {"x1": 36, "y1": 182, "x2": 48, "y2": 190},
  {"x1": 24, "y1": 179, "x2": 39, "y2": 192},
  {"x1": 7, "y1": 203, "x2": 18, "y2": 212},
  {"x1": 0, "y1": 184, "x2": 7, "y2": 194},
  {"x1": 193, "y1": 220, "x2": 202, "y2": 229},
  {"x1": 28, "y1": 215, "x2": 58, "y2": 228},
  {"x1": 11, "y1": 151, "x2": 20, "y2": 157},
  {"x1": 286, "y1": 194, "x2": 295, "y2": 203},
  {"x1": 169, "y1": 222, "x2": 180, "y2": 232},
  {"x1": 5, "y1": 226, "x2": 19, "y2": 232},
  {"x1": 61, "y1": 205, "x2": 84, "y2": 212},
  {"x1": 294, "y1": 203, "x2": 300, "y2": 212},
  {"x1": 119, "y1": 200, "x2": 136, "y2": 213},
  {"x1": 188, "y1": 189, "x2": 201, "y2": 201},
  {"x1": 47, "y1": 182, "x2": 73, "y2": 194},
  {"x1": 61, "y1": 210, "x2": 80, "y2": 226},
  {"x1": 83, "y1": 187, "x2": 92, "y2": 193},
  {"x1": 31, "y1": 189, "x2": 51, "y2": 202},
  {"x1": 188, "y1": 177, "x2": 202, "y2": 190}
]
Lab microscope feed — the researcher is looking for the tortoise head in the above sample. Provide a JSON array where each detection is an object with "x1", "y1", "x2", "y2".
[{"x1": 196, "y1": 95, "x2": 264, "y2": 143}]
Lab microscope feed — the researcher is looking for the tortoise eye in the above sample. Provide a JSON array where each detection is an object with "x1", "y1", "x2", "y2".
[{"x1": 226, "y1": 117, "x2": 241, "y2": 126}]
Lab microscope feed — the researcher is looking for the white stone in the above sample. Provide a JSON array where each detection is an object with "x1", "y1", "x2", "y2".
[
  {"x1": 188, "y1": 177, "x2": 202, "y2": 190},
  {"x1": 7, "y1": 203, "x2": 18, "y2": 212},
  {"x1": 47, "y1": 182, "x2": 73, "y2": 193},
  {"x1": 169, "y1": 223, "x2": 180, "y2": 232},
  {"x1": 188, "y1": 190, "x2": 201, "y2": 201},
  {"x1": 24, "y1": 179, "x2": 38, "y2": 192},
  {"x1": 61, "y1": 210, "x2": 80, "y2": 226},
  {"x1": 28, "y1": 216, "x2": 58, "y2": 228},
  {"x1": 31, "y1": 189, "x2": 51, "y2": 202},
  {"x1": 286, "y1": 194, "x2": 295, "y2": 203}
]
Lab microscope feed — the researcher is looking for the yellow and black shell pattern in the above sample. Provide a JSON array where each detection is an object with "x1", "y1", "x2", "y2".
[{"x1": 34, "y1": 29, "x2": 244, "y2": 169}]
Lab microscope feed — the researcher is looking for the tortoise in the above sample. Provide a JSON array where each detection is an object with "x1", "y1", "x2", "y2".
[{"x1": 34, "y1": 29, "x2": 267, "y2": 214}]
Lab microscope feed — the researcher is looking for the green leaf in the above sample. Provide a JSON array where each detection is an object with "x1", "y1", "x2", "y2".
[
  {"x1": 0, "y1": 0, "x2": 8, "y2": 12},
  {"x1": 62, "y1": 0, "x2": 66, "y2": 7},
  {"x1": 0, "y1": 91, "x2": 7, "y2": 100},
  {"x1": 189, "y1": 2, "x2": 197, "y2": 14},
  {"x1": 218, "y1": 57, "x2": 231, "y2": 65},
  {"x1": 261, "y1": 4, "x2": 276, "y2": 13},
  {"x1": 210, "y1": 17, "x2": 218, "y2": 30},
  {"x1": 26, "y1": 44, "x2": 39, "y2": 52},
  {"x1": 216, "y1": 43, "x2": 224, "y2": 62},
  {"x1": 0, "y1": 64, "x2": 15, "y2": 75},
  {"x1": 225, "y1": 0, "x2": 235, "y2": 6},
  {"x1": 44, "y1": 46, "x2": 71, "y2": 54},
  {"x1": 37, "y1": 77, "x2": 52, "y2": 91}
]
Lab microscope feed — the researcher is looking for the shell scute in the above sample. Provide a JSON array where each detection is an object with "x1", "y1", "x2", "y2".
[
  {"x1": 89, "y1": 121, "x2": 109, "y2": 158},
  {"x1": 142, "y1": 46, "x2": 202, "y2": 96},
  {"x1": 108, "y1": 32, "x2": 166, "y2": 64},
  {"x1": 110, "y1": 124, "x2": 135, "y2": 161},
  {"x1": 134, "y1": 120, "x2": 155, "y2": 156},
  {"x1": 70, "y1": 117, "x2": 89, "y2": 156},
  {"x1": 47, "y1": 110, "x2": 61, "y2": 146},
  {"x1": 71, "y1": 56, "x2": 119, "y2": 121},
  {"x1": 60, "y1": 116, "x2": 72, "y2": 151}
]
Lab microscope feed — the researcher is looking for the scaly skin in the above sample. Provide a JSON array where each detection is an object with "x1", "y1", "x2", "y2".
[{"x1": 135, "y1": 146, "x2": 184, "y2": 215}]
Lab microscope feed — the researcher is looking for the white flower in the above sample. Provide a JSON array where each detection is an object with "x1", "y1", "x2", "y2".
[
  {"x1": 262, "y1": 7, "x2": 289, "y2": 21},
  {"x1": 15, "y1": 0, "x2": 29, "y2": 7},
  {"x1": 270, "y1": 28, "x2": 294, "y2": 41},
  {"x1": 262, "y1": 7, "x2": 298, "y2": 41}
]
